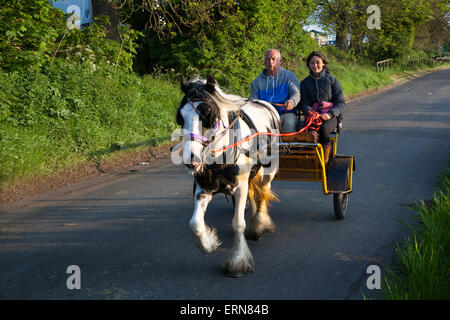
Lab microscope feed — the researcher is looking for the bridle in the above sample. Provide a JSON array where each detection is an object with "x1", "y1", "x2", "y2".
[
  {"x1": 182, "y1": 86, "x2": 239, "y2": 149},
  {"x1": 183, "y1": 86, "x2": 221, "y2": 146},
  {"x1": 180, "y1": 86, "x2": 246, "y2": 167}
]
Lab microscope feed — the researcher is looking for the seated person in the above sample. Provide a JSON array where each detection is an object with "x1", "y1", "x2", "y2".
[
  {"x1": 249, "y1": 49, "x2": 300, "y2": 132},
  {"x1": 299, "y1": 51, "x2": 345, "y2": 166}
]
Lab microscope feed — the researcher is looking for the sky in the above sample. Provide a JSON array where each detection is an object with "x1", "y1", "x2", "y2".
[{"x1": 303, "y1": 23, "x2": 336, "y2": 41}]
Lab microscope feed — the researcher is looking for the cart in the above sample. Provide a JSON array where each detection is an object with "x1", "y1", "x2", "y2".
[{"x1": 274, "y1": 131, "x2": 355, "y2": 219}]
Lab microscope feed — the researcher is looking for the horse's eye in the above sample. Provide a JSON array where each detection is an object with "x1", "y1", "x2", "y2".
[{"x1": 197, "y1": 103, "x2": 211, "y2": 115}]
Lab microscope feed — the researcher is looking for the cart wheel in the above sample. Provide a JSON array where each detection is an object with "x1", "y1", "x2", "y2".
[{"x1": 333, "y1": 193, "x2": 348, "y2": 220}]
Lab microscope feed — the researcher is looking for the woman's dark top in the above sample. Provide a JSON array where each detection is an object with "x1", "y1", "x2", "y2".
[{"x1": 299, "y1": 69, "x2": 345, "y2": 118}]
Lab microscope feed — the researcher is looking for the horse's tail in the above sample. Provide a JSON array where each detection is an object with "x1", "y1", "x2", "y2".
[{"x1": 248, "y1": 168, "x2": 279, "y2": 205}]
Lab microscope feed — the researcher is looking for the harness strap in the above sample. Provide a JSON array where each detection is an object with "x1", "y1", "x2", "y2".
[
  {"x1": 212, "y1": 111, "x2": 322, "y2": 153},
  {"x1": 201, "y1": 111, "x2": 241, "y2": 163}
]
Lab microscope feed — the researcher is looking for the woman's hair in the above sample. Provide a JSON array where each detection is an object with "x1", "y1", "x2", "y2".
[{"x1": 306, "y1": 51, "x2": 330, "y2": 74}]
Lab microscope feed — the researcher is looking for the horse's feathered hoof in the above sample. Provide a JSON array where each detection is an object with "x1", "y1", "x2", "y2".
[
  {"x1": 226, "y1": 271, "x2": 244, "y2": 278},
  {"x1": 244, "y1": 229, "x2": 262, "y2": 241},
  {"x1": 224, "y1": 261, "x2": 255, "y2": 278}
]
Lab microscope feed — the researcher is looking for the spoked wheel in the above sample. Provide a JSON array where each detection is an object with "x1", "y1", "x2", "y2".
[{"x1": 333, "y1": 192, "x2": 348, "y2": 220}]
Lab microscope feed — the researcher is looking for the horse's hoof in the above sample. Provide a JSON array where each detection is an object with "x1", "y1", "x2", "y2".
[
  {"x1": 226, "y1": 271, "x2": 244, "y2": 278},
  {"x1": 244, "y1": 230, "x2": 262, "y2": 241}
]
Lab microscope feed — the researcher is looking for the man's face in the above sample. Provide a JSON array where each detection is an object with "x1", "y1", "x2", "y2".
[{"x1": 264, "y1": 50, "x2": 281, "y2": 76}]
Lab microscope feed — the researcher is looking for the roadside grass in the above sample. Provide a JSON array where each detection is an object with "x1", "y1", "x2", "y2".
[
  {"x1": 0, "y1": 60, "x2": 182, "y2": 190},
  {"x1": 382, "y1": 160, "x2": 450, "y2": 299}
]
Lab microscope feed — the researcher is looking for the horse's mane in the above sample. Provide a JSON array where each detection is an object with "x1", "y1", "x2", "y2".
[{"x1": 189, "y1": 76, "x2": 247, "y2": 113}]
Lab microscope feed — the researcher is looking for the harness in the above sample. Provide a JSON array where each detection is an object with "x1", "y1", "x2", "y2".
[
  {"x1": 187, "y1": 102, "x2": 257, "y2": 164},
  {"x1": 181, "y1": 87, "x2": 322, "y2": 164},
  {"x1": 183, "y1": 86, "x2": 250, "y2": 165}
]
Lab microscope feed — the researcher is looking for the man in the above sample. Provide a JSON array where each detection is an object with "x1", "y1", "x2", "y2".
[{"x1": 249, "y1": 49, "x2": 300, "y2": 132}]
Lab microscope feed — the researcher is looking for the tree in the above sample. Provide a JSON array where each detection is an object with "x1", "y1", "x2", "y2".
[
  {"x1": 365, "y1": 0, "x2": 433, "y2": 59},
  {"x1": 413, "y1": 0, "x2": 449, "y2": 53},
  {"x1": 317, "y1": 0, "x2": 354, "y2": 51},
  {"x1": 347, "y1": 0, "x2": 371, "y2": 54},
  {"x1": 117, "y1": 0, "x2": 317, "y2": 94},
  {"x1": 317, "y1": 0, "x2": 437, "y2": 59}
]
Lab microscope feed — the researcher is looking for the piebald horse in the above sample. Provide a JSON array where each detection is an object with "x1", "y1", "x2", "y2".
[{"x1": 175, "y1": 75, "x2": 280, "y2": 277}]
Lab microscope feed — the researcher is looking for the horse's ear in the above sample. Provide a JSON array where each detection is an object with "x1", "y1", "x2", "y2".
[
  {"x1": 180, "y1": 76, "x2": 190, "y2": 94},
  {"x1": 205, "y1": 75, "x2": 217, "y2": 94}
]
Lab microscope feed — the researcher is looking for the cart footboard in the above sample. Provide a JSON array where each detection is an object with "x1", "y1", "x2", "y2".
[{"x1": 327, "y1": 155, "x2": 355, "y2": 194}]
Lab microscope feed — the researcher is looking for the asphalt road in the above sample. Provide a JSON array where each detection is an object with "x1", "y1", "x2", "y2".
[{"x1": 1, "y1": 68, "x2": 449, "y2": 300}]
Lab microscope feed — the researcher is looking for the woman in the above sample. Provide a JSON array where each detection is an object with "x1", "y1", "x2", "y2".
[{"x1": 300, "y1": 51, "x2": 345, "y2": 166}]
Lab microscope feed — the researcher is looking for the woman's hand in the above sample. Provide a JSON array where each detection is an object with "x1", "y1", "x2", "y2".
[{"x1": 320, "y1": 113, "x2": 331, "y2": 121}]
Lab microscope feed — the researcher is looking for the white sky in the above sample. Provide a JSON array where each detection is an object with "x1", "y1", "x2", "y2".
[{"x1": 303, "y1": 23, "x2": 336, "y2": 41}]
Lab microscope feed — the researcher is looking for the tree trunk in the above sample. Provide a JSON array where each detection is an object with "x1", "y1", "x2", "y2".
[
  {"x1": 92, "y1": 0, "x2": 120, "y2": 40},
  {"x1": 349, "y1": 32, "x2": 364, "y2": 53},
  {"x1": 335, "y1": 29, "x2": 348, "y2": 51}
]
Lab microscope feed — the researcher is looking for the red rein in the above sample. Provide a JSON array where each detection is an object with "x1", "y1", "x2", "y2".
[{"x1": 212, "y1": 111, "x2": 322, "y2": 153}]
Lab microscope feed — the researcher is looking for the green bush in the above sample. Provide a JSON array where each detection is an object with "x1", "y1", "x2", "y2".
[
  {"x1": 0, "y1": 0, "x2": 65, "y2": 71},
  {"x1": 0, "y1": 59, "x2": 182, "y2": 188},
  {"x1": 0, "y1": 0, "x2": 141, "y2": 73}
]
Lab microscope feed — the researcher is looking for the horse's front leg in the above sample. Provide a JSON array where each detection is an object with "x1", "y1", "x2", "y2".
[
  {"x1": 224, "y1": 178, "x2": 254, "y2": 276},
  {"x1": 190, "y1": 184, "x2": 221, "y2": 254}
]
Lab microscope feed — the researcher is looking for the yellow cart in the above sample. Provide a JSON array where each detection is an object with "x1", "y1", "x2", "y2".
[{"x1": 274, "y1": 132, "x2": 355, "y2": 219}]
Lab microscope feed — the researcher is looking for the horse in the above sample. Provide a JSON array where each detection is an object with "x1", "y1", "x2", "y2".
[{"x1": 174, "y1": 75, "x2": 281, "y2": 277}]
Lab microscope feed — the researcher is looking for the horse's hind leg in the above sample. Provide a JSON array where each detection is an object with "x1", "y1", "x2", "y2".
[
  {"x1": 245, "y1": 169, "x2": 277, "y2": 241},
  {"x1": 224, "y1": 178, "x2": 254, "y2": 276}
]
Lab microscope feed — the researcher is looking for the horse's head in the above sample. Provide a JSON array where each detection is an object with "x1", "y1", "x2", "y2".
[{"x1": 176, "y1": 75, "x2": 221, "y2": 171}]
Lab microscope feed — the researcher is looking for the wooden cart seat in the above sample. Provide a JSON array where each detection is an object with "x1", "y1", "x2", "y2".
[{"x1": 276, "y1": 131, "x2": 323, "y2": 181}]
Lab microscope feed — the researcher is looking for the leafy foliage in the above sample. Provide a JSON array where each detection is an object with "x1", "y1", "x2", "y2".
[
  {"x1": 0, "y1": 60, "x2": 182, "y2": 187},
  {"x1": 413, "y1": 0, "x2": 449, "y2": 53},
  {"x1": 1, "y1": 0, "x2": 448, "y2": 190},
  {"x1": 0, "y1": 0, "x2": 142, "y2": 72},
  {"x1": 365, "y1": 0, "x2": 432, "y2": 60},
  {"x1": 0, "y1": 0, "x2": 65, "y2": 70},
  {"x1": 124, "y1": 0, "x2": 318, "y2": 95},
  {"x1": 317, "y1": 0, "x2": 437, "y2": 60}
]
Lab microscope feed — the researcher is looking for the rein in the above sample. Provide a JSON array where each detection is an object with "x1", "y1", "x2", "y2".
[
  {"x1": 212, "y1": 111, "x2": 322, "y2": 153},
  {"x1": 183, "y1": 91, "x2": 322, "y2": 161}
]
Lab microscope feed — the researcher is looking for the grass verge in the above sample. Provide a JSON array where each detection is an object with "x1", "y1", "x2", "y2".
[
  {"x1": 382, "y1": 159, "x2": 450, "y2": 299},
  {"x1": 0, "y1": 60, "x2": 182, "y2": 193}
]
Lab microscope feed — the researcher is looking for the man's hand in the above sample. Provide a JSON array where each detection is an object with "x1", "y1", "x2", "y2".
[
  {"x1": 321, "y1": 113, "x2": 331, "y2": 121},
  {"x1": 284, "y1": 100, "x2": 294, "y2": 110}
]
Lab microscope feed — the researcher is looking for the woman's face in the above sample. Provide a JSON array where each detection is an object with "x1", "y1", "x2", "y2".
[{"x1": 309, "y1": 56, "x2": 324, "y2": 75}]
